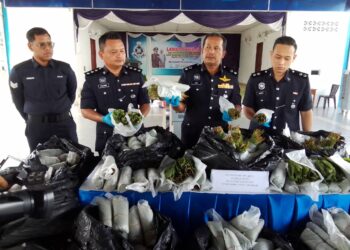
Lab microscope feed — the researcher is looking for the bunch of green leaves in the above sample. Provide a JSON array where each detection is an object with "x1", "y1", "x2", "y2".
[
  {"x1": 128, "y1": 112, "x2": 142, "y2": 126},
  {"x1": 249, "y1": 129, "x2": 265, "y2": 145},
  {"x1": 147, "y1": 84, "x2": 159, "y2": 100},
  {"x1": 287, "y1": 159, "x2": 320, "y2": 184},
  {"x1": 303, "y1": 132, "x2": 341, "y2": 151},
  {"x1": 253, "y1": 113, "x2": 267, "y2": 124},
  {"x1": 213, "y1": 126, "x2": 225, "y2": 139},
  {"x1": 164, "y1": 156, "x2": 196, "y2": 184},
  {"x1": 112, "y1": 109, "x2": 128, "y2": 125},
  {"x1": 228, "y1": 108, "x2": 240, "y2": 120},
  {"x1": 313, "y1": 158, "x2": 344, "y2": 183}
]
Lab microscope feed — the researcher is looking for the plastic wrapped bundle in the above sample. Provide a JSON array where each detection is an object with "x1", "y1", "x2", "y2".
[
  {"x1": 95, "y1": 197, "x2": 112, "y2": 227},
  {"x1": 112, "y1": 195, "x2": 129, "y2": 237},
  {"x1": 126, "y1": 169, "x2": 149, "y2": 193},
  {"x1": 117, "y1": 166, "x2": 132, "y2": 192},
  {"x1": 128, "y1": 205, "x2": 144, "y2": 244},
  {"x1": 137, "y1": 200, "x2": 157, "y2": 247}
]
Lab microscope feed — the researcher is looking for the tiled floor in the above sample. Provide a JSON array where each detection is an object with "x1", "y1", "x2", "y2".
[{"x1": 1, "y1": 75, "x2": 350, "y2": 160}]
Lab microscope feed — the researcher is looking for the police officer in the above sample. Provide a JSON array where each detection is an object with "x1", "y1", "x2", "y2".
[
  {"x1": 80, "y1": 31, "x2": 150, "y2": 155},
  {"x1": 9, "y1": 27, "x2": 78, "y2": 152},
  {"x1": 243, "y1": 36, "x2": 313, "y2": 133},
  {"x1": 171, "y1": 33, "x2": 241, "y2": 149}
]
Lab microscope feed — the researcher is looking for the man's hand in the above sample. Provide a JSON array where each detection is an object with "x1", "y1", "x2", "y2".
[
  {"x1": 164, "y1": 96, "x2": 180, "y2": 107},
  {"x1": 222, "y1": 111, "x2": 232, "y2": 122},
  {"x1": 102, "y1": 112, "x2": 114, "y2": 127}
]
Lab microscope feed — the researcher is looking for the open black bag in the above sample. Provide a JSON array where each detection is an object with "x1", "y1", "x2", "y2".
[
  {"x1": 288, "y1": 130, "x2": 346, "y2": 157},
  {"x1": 0, "y1": 136, "x2": 99, "y2": 247},
  {"x1": 192, "y1": 127, "x2": 282, "y2": 176},
  {"x1": 73, "y1": 205, "x2": 178, "y2": 250},
  {"x1": 103, "y1": 126, "x2": 185, "y2": 170}
]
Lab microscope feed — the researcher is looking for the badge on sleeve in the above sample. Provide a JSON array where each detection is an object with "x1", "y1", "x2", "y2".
[
  {"x1": 98, "y1": 77, "x2": 110, "y2": 89},
  {"x1": 258, "y1": 82, "x2": 265, "y2": 90},
  {"x1": 10, "y1": 81, "x2": 18, "y2": 89}
]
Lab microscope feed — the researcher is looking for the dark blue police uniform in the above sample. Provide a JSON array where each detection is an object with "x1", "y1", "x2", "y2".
[
  {"x1": 243, "y1": 68, "x2": 313, "y2": 133},
  {"x1": 9, "y1": 58, "x2": 78, "y2": 151},
  {"x1": 179, "y1": 63, "x2": 241, "y2": 149},
  {"x1": 80, "y1": 66, "x2": 150, "y2": 152}
]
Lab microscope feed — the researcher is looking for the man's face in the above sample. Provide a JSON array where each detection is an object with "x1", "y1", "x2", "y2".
[
  {"x1": 28, "y1": 34, "x2": 53, "y2": 63},
  {"x1": 202, "y1": 36, "x2": 226, "y2": 68},
  {"x1": 99, "y1": 39, "x2": 126, "y2": 69},
  {"x1": 270, "y1": 44, "x2": 296, "y2": 76}
]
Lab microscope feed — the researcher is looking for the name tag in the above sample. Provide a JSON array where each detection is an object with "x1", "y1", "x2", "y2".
[
  {"x1": 26, "y1": 76, "x2": 35, "y2": 80},
  {"x1": 121, "y1": 82, "x2": 140, "y2": 87},
  {"x1": 218, "y1": 83, "x2": 233, "y2": 89},
  {"x1": 98, "y1": 83, "x2": 110, "y2": 89},
  {"x1": 57, "y1": 75, "x2": 64, "y2": 78}
]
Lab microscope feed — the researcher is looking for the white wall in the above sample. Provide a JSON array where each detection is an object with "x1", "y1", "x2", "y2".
[
  {"x1": 6, "y1": 8, "x2": 76, "y2": 70},
  {"x1": 285, "y1": 12, "x2": 350, "y2": 99},
  {"x1": 238, "y1": 24, "x2": 282, "y2": 83}
]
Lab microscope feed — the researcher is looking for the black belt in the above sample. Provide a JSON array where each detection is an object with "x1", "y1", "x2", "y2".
[{"x1": 27, "y1": 112, "x2": 72, "y2": 123}]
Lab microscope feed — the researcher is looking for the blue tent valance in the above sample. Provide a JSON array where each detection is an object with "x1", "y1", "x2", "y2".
[{"x1": 73, "y1": 9, "x2": 286, "y2": 31}]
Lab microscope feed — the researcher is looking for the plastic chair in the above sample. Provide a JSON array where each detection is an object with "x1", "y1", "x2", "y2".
[{"x1": 316, "y1": 84, "x2": 340, "y2": 109}]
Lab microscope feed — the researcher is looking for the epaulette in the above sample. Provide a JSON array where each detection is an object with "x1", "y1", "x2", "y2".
[
  {"x1": 290, "y1": 69, "x2": 308, "y2": 78},
  {"x1": 84, "y1": 67, "x2": 103, "y2": 76},
  {"x1": 251, "y1": 70, "x2": 269, "y2": 78},
  {"x1": 125, "y1": 65, "x2": 142, "y2": 73},
  {"x1": 184, "y1": 64, "x2": 201, "y2": 71},
  {"x1": 223, "y1": 65, "x2": 238, "y2": 76}
]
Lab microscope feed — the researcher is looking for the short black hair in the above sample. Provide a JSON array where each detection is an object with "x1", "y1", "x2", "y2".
[
  {"x1": 203, "y1": 33, "x2": 227, "y2": 50},
  {"x1": 273, "y1": 36, "x2": 297, "y2": 51},
  {"x1": 26, "y1": 27, "x2": 50, "y2": 42},
  {"x1": 99, "y1": 31, "x2": 123, "y2": 51}
]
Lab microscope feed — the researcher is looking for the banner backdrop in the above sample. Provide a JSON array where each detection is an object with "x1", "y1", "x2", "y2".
[
  {"x1": 151, "y1": 36, "x2": 202, "y2": 75},
  {"x1": 127, "y1": 34, "x2": 148, "y2": 74}
]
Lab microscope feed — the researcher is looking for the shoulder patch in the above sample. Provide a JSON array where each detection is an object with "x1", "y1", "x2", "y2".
[
  {"x1": 85, "y1": 67, "x2": 103, "y2": 76},
  {"x1": 251, "y1": 70, "x2": 268, "y2": 78},
  {"x1": 291, "y1": 69, "x2": 308, "y2": 78},
  {"x1": 184, "y1": 63, "x2": 200, "y2": 71},
  {"x1": 223, "y1": 66, "x2": 238, "y2": 76},
  {"x1": 125, "y1": 65, "x2": 142, "y2": 73}
]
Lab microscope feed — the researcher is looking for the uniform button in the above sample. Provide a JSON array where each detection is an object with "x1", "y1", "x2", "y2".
[
  {"x1": 211, "y1": 79, "x2": 214, "y2": 82},
  {"x1": 211, "y1": 97, "x2": 213, "y2": 100},
  {"x1": 118, "y1": 89, "x2": 121, "y2": 92},
  {"x1": 103, "y1": 92, "x2": 106, "y2": 95},
  {"x1": 131, "y1": 89, "x2": 134, "y2": 92},
  {"x1": 187, "y1": 123, "x2": 190, "y2": 126},
  {"x1": 117, "y1": 79, "x2": 120, "y2": 82},
  {"x1": 211, "y1": 88, "x2": 214, "y2": 91},
  {"x1": 208, "y1": 116, "x2": 211, "y2": 120},
  {"x1": 275, "y1": 116, "x2": 277, "y2": 118},
  {"x1": 260, "y1": 99, "x2": 264, "y2": 102},
  {"x1": 276, "y1": 97, "x2": 280, "y2": 100},
  {"x1": 104, "y1": 131, "x2": 107, "y2": 134},
  {"x1": 224, "y1": 91, "x2": 227, "y2": 93},
  {"x1": 273, "y1": 126, "x2": 277, "y2": 130},
  {"x1": 276, "y1": 87, "x2": 280, "y2": 91},
  {"x1": 209, "y1": 106, "x2": 212, "y2": 109},
  {"x1": 196, "y1": 88, "x2": 199, "y2": 91}
]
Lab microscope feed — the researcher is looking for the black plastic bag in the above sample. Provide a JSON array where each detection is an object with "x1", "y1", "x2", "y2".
[
  {"x1": 32, "y1": 135, "x2": 98, "y2": 185},
  {"x1": 192, "y1": 127, "x2": 282, "y2": 176},
  {"x1": 0, "y1": 207, "x2": 80, "y2": 248},
  {"x1": 103, "y1": 126, "x2": 185, "y2": 170},
  {"x1": 289, "y1": 130, "x2": 346, "y2": 157},
  {"x1": 258, "y1": 227, "x2": 294, "y2": 250},
  {"x1": 73, "y1": 205, "x2": 178, "y2": 250}
]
